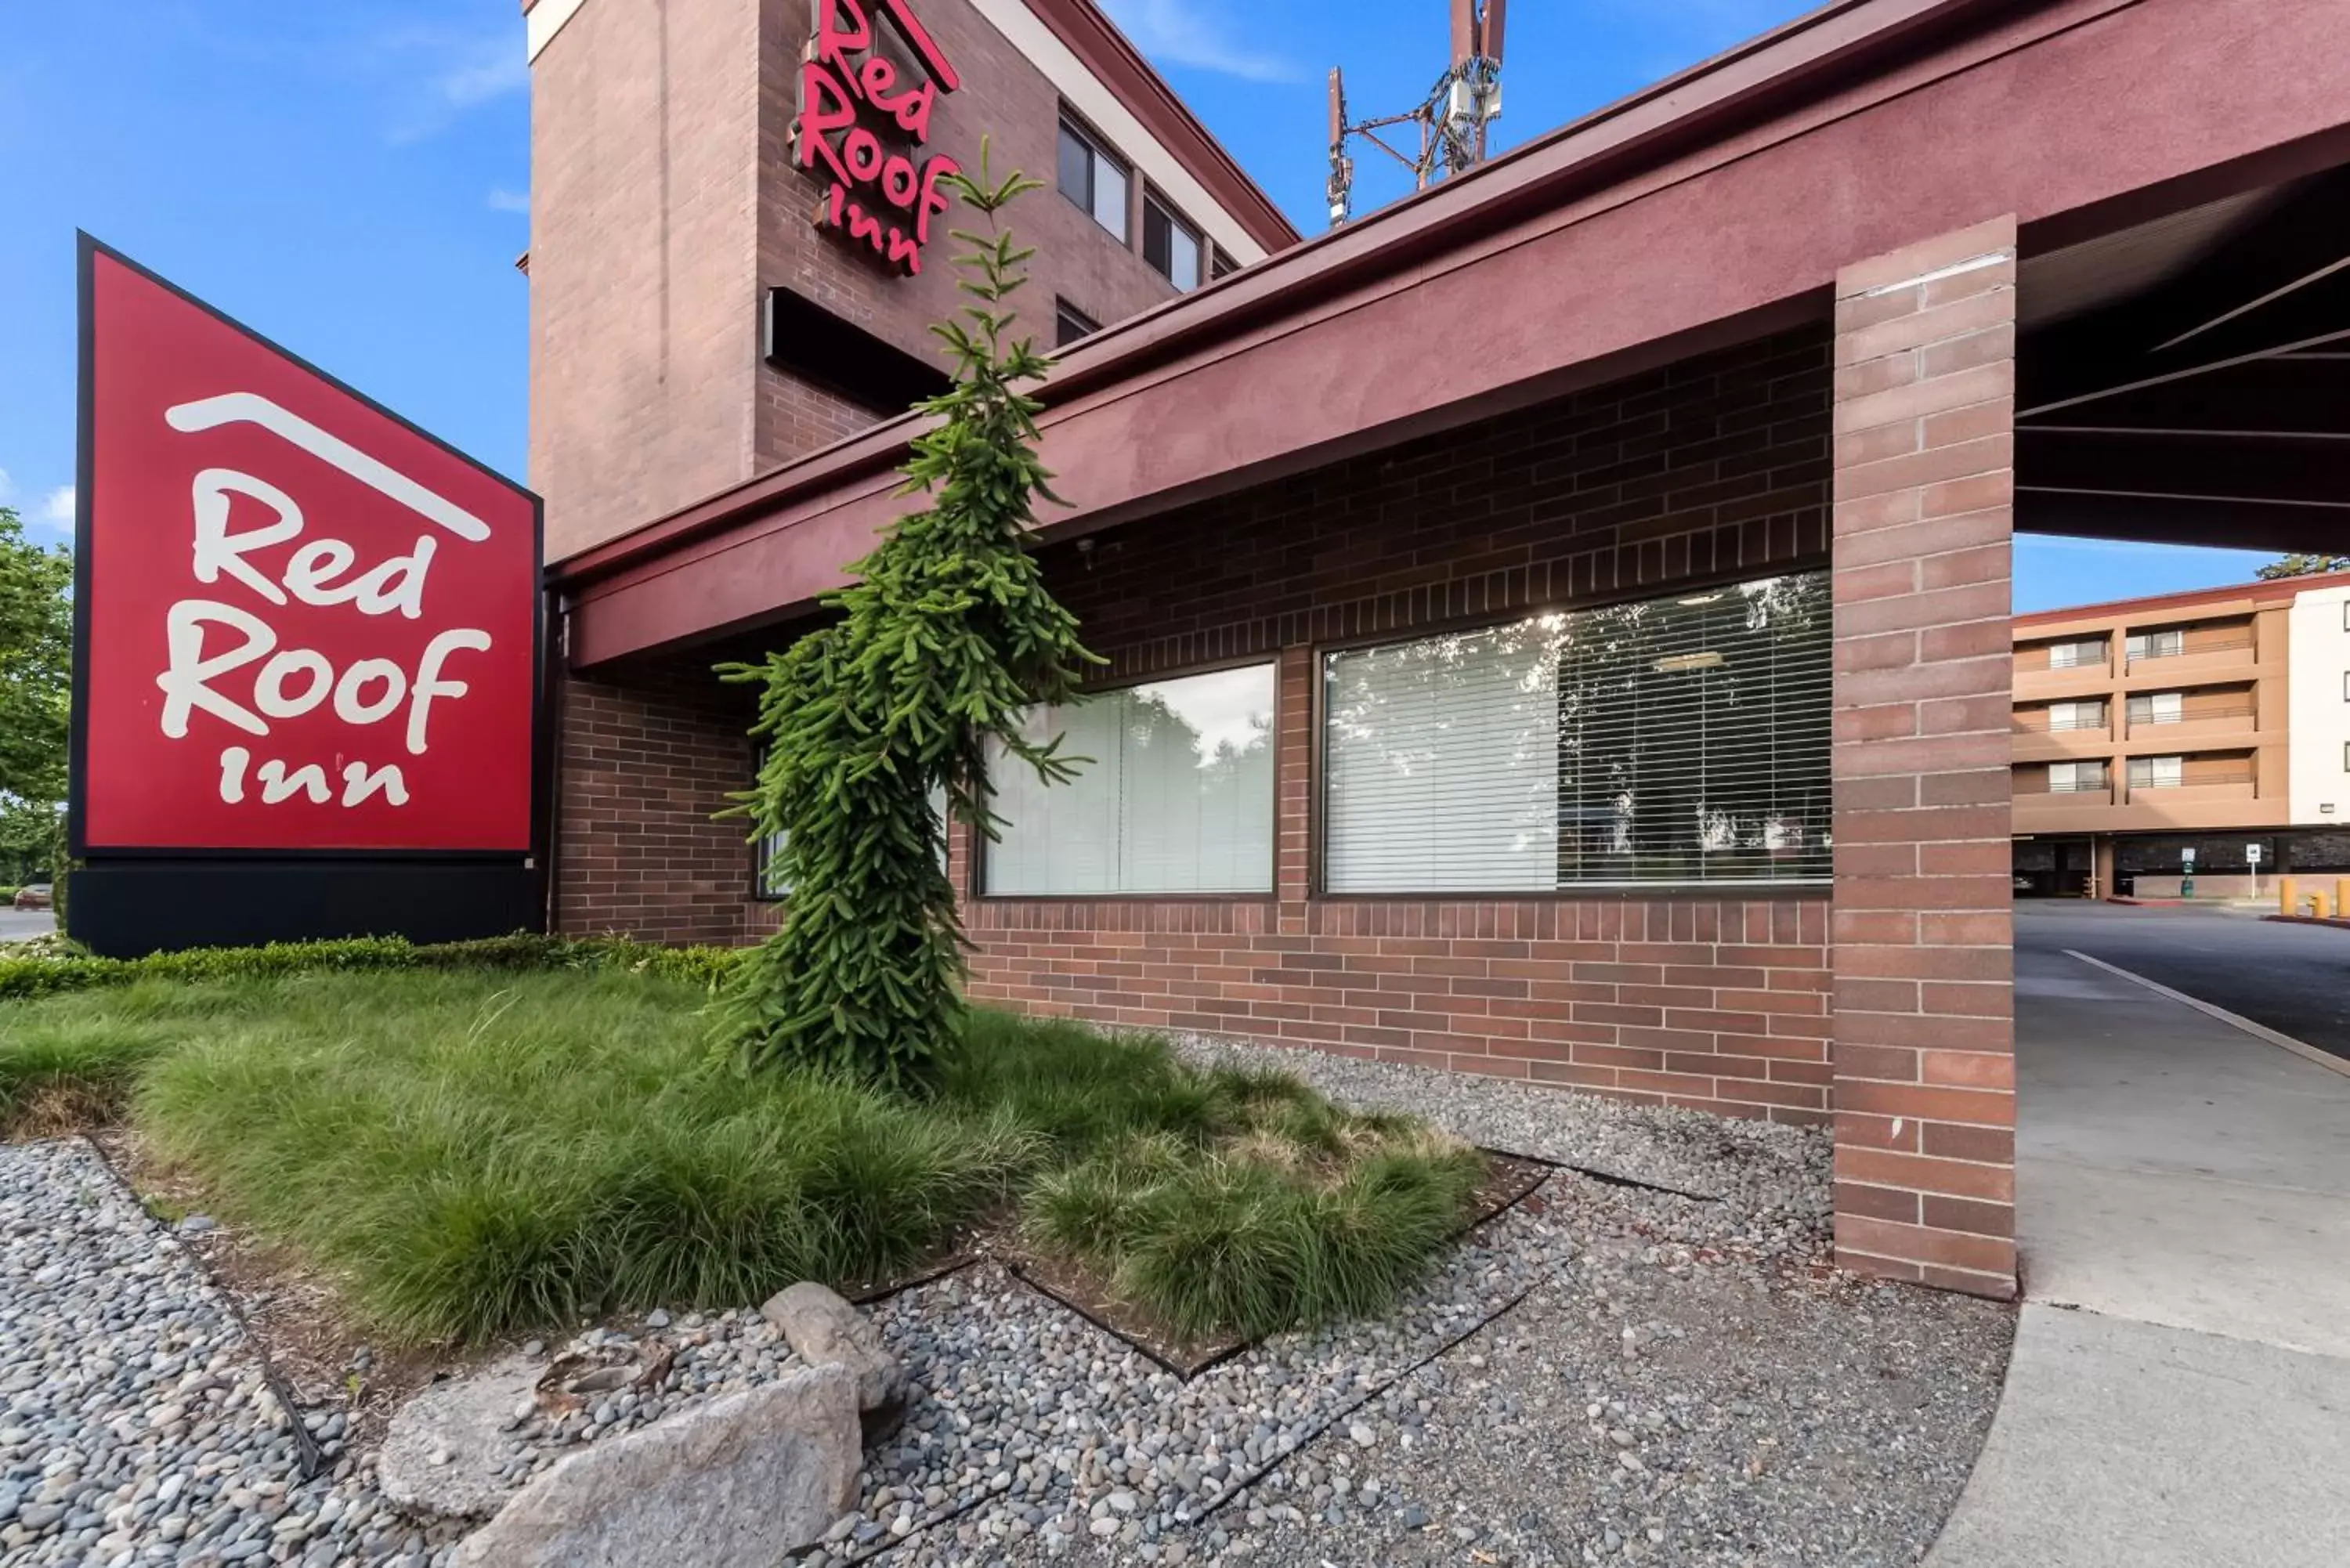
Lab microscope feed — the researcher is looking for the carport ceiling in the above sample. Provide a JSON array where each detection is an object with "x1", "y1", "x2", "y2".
[{"x1": 2016, "y1": 168, "x2": 2350, "y2": 552}]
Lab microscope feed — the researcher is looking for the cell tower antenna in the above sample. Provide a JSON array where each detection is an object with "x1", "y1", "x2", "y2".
[{"x1": 1327, "y1": 0, "x2": 1506, "y2": 228}]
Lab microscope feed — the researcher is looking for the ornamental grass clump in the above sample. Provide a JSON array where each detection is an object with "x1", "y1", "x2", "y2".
[
  {"x1": 3, "y1": 965, "x2": 1487, "y2": 1346},
  {"x1": 714, "y1": 151, "x2": 1097, "y2": 1087}
]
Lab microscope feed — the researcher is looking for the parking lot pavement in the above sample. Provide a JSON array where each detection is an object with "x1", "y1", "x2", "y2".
[
  {"x1": 2015, "y1": 899, "x2": 2350, "y2": 1063},
  {"x1": 0, "y1": 908, "x2": 56, "y2": 943}
]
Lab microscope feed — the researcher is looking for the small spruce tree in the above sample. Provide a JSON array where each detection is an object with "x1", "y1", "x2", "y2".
[{"x1": 714, "y1": 150, "x2": 1097, "y2": 1086}]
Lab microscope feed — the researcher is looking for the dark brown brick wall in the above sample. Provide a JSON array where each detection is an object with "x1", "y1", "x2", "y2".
[
  {"x1": 554, "y1": 662, "x2": 780, "y2": 946},
  {"x1": 557, "y1": 326, "x2": 1844, "y2": 1124}
]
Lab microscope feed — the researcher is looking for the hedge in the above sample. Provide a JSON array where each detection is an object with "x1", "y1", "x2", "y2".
[{"x1": 0, "y1": 933, "x2": 742, "y2": 1003}]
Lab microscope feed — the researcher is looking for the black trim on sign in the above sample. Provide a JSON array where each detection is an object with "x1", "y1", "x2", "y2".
[{"x1": 67, "y1": 233, "x2": 548, "y2": 869}]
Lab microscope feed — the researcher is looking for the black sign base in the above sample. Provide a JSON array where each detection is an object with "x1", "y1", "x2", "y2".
[{"x1": 67, "y1": 861, "x2": 543, "y2": 959}]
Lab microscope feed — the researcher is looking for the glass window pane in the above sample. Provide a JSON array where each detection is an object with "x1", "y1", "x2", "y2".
[
  {"x1": 986, "y1": 666, "x2": 1275, "y2": 895},
  {"x1": 1092, "y1": 154, "x2": 1128, "y2": 241},
  {"x1": 1324, "y1": 574, "x2": 1832, "y2": 892},
  {"x1": 1325, "y1": 621, "x2": 1562, "y2": 892},
  {"x1": 1141, "y1": 197, "x2": 1170, "y2": 275},
  {"x1": 1058, "y1": 123, "x2": 1090, "y2": 210},
  {"x1": 1169, "y1": 223, "x2": 1201, "y2": 291}
]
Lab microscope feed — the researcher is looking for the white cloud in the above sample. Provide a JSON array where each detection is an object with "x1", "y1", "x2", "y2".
[
  {"x1": 40, "y1": 486, "x2": 74, "y2": 530},
  {"x1": 1098, "y1": 0, "x2": 1297, "y2": 82},
  {"x1": 384, "y1": 29, "x2": 530, "y2": 144},
  {"x1": 486, "y1": 187, "x2": 530, "y2": 215}
]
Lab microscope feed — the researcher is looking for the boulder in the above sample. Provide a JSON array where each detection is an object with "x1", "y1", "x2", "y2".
[
  {"x1": 450, "y1": 1365, "x2": 859, "y2": 1568},
  {"x1": 379, "y1": 1356, "x2": 543, "y2": 1521},
  {"x1": 760, "y1": 1282, "x2": 907, "y2": 1438}
]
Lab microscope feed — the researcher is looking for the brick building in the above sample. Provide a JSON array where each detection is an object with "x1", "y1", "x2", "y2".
[
  {"x1": 2012, "y1": 571, "x2": 2350, "y2": 901},
  {"x1": 532, "y1": 0, "x2": 2350, "y2": 1299}
]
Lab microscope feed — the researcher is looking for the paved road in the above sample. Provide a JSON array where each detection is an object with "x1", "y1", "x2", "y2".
[
  {"x1": 0, "y1": 908, "x2": 55, "y2": 943},
  {"x1": 1929, "y1": 907, "x2": 2350, "y2": 1567},
  {"x1": 2015, "y1": 899, "x2": 2350, "y2": 1061}
]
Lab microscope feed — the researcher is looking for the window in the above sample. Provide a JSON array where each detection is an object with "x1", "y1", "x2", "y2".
[
  {"x1": 2127, "y1": 692, "x2": 2183, "y2": 726},
  {"x1": 2048, "y1": 761, "x2": 2106, "y2": 794},
  {"x1": 1054, "y1": 298, "x2": 1101, "y2": 349},
  {"x1": 1057, "y1": 117, "x2": 1129, "y2": 241},
  {"x1": 2127, "y1": 629, "x2": 2186, "y2": 663},
  {"x1": 1141, "y1": 190, "x2": 1203, "y2": 291},
  {"x1": 753, "y1": 766, "x2": 947, "y2": 899},
  {"x1": 2048, "y1": 640, "x2": 2106, "y2": 670},
  {"x1": 2128, "y1": 755, "x2": 2185, "y2": 789},
  {"x1": 1321, "y1": 573, "x2": 1831, "y2": 893},
  {"x1": 985, "y1": 666, "x2": 1277, "y2": 895},
  {"x1": 2048, "y1": 701, "x2": 2104, "y2": 732},
  {"x1": 1210, "y1": 247, "x2": 1238, "y2": 281}
]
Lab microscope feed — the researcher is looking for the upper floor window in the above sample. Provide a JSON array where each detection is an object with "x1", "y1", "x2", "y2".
[
  {"x1": 2048, "y1": 761, "x2": 2107, "y2": 794},
  {"x1": 2046, "y1": 639, "x2": 2106, "y2": 670},
  {"x1": 2048, "y1": 701, "x2": 2104, "y2": 732},
  {"x1": 2128, "y1": 755, "x2": 2185, "y2": 789},
  {"x1": 2127, "y1": 629, "x2": 2186, "y2": 663},
  {"x1": 1142, "y1": 190, "x2": 1203, "y2": 291},
  {"x1": 1054, "y1": 298, "x2": 1101, "y2": 349},
  {"x1": 1210, "y1": 247, "x2": 1238, "y2": 281},
  {"x1": 1058, "y1": 117, "x2": 1130, "y2": 242},
  {"x1": 2128, "y1": 692, "x2": 2184, "y2": 726}
]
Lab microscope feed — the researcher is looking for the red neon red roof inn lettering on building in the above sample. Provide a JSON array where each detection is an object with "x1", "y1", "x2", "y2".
[
  {"x1": 797, "y1": 0, "x2": 963, "y2": 275},
  {"x1": 79, "y1": 245, "x2": 539, "y2": 854}
]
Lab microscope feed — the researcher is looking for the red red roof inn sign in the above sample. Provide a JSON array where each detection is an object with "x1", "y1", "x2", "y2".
[{"x1": 69, "y1": 237, "x2": 545, "y2": 956}]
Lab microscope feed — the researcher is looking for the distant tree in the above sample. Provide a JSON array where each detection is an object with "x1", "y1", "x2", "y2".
[
  {"x1": 714, "y1": 152, "x2": 1098, "y2": 1086},
  {"x1": 2255, "y1": 553, "x2": 2350, "y2": 581},
  {"x1": 0, "y1": 797, "x2": 55, "y2": 884},
  {"x1": 0, "y1": 505, "x2": 73, "y2": 809}
]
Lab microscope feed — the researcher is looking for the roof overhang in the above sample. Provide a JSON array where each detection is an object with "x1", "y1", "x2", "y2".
[{"x1": 557, "y1": 0, "x2": 2350, "y2": 670}]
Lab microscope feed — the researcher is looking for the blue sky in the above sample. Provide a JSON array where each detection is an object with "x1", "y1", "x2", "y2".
[{"x1": 0, "y1": 0, "x2": 2275, "y2": 608}]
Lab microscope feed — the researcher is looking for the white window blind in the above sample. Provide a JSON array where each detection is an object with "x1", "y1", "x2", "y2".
[
  {"x1": 2129, "y1": 755, "x2": 2185, "y2": 789},
  {"x1": 986, "y1": 665, "x2": 1276, "y2": 895},
  {"x1": 2048, "y1": 640, "x2": 2104, "y2": 669},
  {"x1": 1323, "y1": 573, "x2": 1832, "y2": 893}
]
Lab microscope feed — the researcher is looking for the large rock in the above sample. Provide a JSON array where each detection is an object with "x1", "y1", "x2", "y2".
[
  {"x1": 450, "y1": 1365, "x2": 859, "y2": 1568},
  {"x1": 379, "y1": 1356, "x2": 543, "y2": 1521},
  {"x1": 761, "y1": 1282, "x2": 907, "y2": 1438}
]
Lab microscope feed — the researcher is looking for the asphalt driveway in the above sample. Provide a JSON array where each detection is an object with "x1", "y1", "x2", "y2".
[{"x1": 0, "y1": 908, "x2": 55, "y2": 943}]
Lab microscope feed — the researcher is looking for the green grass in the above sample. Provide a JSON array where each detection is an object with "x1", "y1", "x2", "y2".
[{"x1": 1, "y1": 967, "x2": 1480, "y2": 1346}]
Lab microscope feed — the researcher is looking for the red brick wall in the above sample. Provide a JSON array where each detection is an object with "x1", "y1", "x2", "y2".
[
  {"x1": 1827, "y1": 218, "x2": 2019, "y2": 1298},
  {"x1": 556, "y1": 326, "x2": 1841, "y2": 1121},
  {"x1": 960, "y1": 328, "x2": 1838, "y2": 1122}
]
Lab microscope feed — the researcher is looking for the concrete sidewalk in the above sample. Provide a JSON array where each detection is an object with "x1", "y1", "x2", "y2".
[{"x1": 1925, "y1": 937, "x2": 2350, "y2": 1566}]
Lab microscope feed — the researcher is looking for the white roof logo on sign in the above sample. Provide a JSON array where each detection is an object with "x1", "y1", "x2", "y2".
[{"x1": 164, "y1": 392, "x2": 493, "y2": 543}]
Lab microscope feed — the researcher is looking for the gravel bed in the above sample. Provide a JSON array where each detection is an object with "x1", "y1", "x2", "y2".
[
  {"x1": 0, "y1": 1139, "x2": 468, "y2": 1566},
  {"x1": 5, "y1": 1060, "x2": 2007, "y2": 1568}
]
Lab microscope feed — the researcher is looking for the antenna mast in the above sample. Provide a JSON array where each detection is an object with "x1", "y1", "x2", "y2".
[{"x1": 1327, "y1": 0, "x2": 1506, "y2": 227}]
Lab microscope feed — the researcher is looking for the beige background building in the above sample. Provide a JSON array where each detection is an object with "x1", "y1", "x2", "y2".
[{"x1": 2012, "y1": 571, "x2": 2350, "y2": 898}]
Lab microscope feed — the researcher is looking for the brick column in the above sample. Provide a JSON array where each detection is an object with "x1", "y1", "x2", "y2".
[
  {"x1": 1274, "y1": 645, "x2": 1314, "y2": 932},
  {"x1": 1828, "y1": 217, "x2": 2019, "y2": 1299}
]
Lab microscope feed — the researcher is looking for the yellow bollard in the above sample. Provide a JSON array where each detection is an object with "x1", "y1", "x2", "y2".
[
  {"x1": 2312, "y1": 889, "x2": 2334, "y2": 920},
  {"x1": 2279, "y1": 876, "x2": 2299, "y2": 917},
  {"x1": 2336, "y1": 878, "x2": 2350, "y2": 921}
]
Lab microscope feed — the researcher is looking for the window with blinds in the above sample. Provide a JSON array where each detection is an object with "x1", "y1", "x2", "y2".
[
  {"x1": 985, "y1": 665, "x2": 1277, "y2": 895},
  {"x1": 1321, "y1": 573, "x2": 1832, "y2": 892}
]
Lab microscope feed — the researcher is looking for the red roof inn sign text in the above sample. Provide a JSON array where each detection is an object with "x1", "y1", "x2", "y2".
[
  {"x1": 70, "y1": 238, "x2": 543, "y2": 955},
  {"x1": 797, "y1": 0, "x2": 964, "y2": 275}
]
